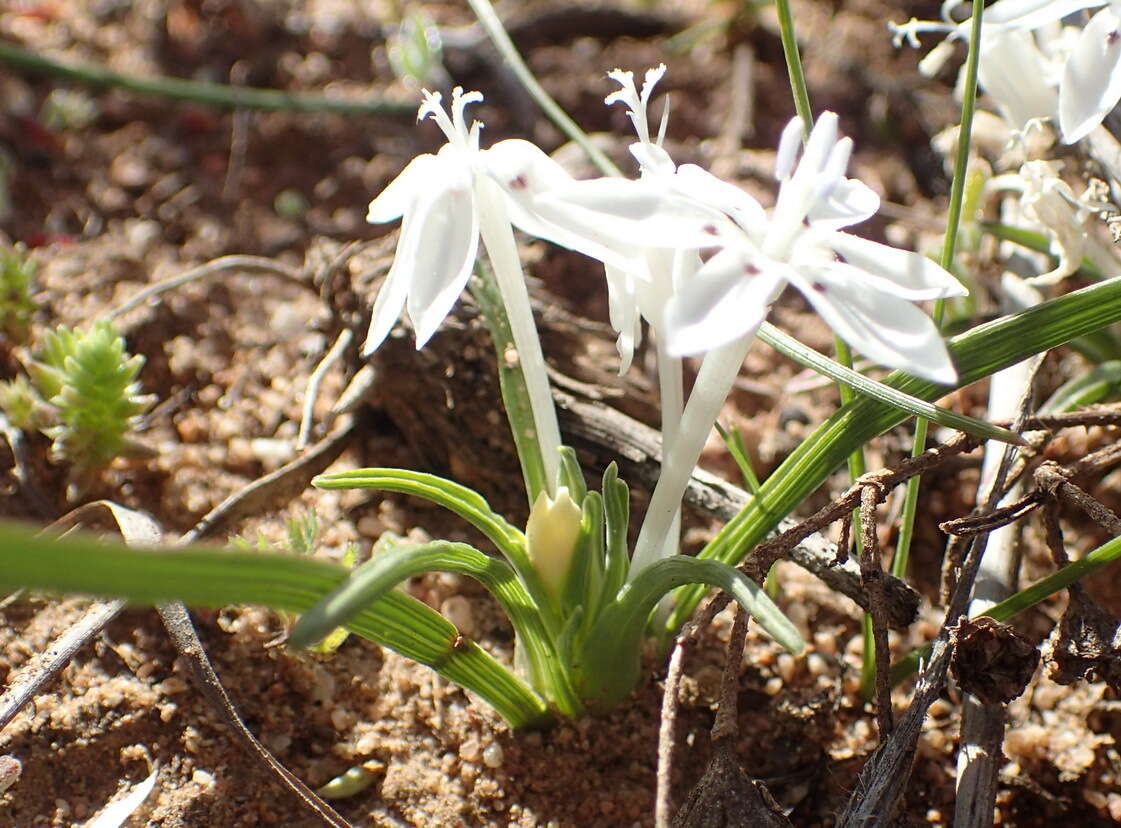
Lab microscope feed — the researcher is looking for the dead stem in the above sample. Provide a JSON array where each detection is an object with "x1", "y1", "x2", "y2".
[{"x1": 860, "y1": 484, "x2": 894, "y2": 739}]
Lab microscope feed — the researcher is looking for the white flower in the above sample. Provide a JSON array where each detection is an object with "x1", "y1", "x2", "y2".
[
  {"x1": 364, "y1": 87, "x2": 633, "y2": 356},
  {"x1": 531, "y1": 65, "x2": 738, "y2": 370},
  {"x1": 892, "y1": 0, "x2": 1121, "y2": 144},
  {"x1": 1059, "y1": 1, "x2": 1121, "y2": 143},
  {"x1": 364, "y1": 87, "x2": 484, "y2": 354},
  {"x1": 664, "y1": 112, "x2": 965, "y2": 384}
]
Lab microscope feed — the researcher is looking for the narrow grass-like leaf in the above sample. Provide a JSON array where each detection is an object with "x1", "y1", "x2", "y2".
[
  {"x1": 758, "y1": 323, "x2": 1023, "y2": 445},
  {"x1": 0, "y1": 521, "x2": 550, "y2": 727},
  {"x1": 470, "y1": 266, "x2": 550, "y2": 505},
  {"x1": 600, "y1": 463, "x2": 631, "y2": 604},
  {"x1": 666, "y1": 276, "x2": 1121, "y2": 636},
  {"x1": 313, "y1": 468, "x2": 527, "y2": 569},
  {"x1": 1039, "y1": 361, "x2": 1121, "y2": 413},
  {"x1": 287, "y1": 537, "x2": 583, "y2": 716},
  {"x1": 576, "y1": 555, "x2": 803, "y2": 711}
]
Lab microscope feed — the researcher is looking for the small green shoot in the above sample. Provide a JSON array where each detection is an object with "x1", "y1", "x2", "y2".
[{"x1": 0, "y1": 243, "x2": 37, "y2": 342}]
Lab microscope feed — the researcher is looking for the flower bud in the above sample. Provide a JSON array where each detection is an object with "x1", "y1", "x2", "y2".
[{"x1": 525, "y1": 486, "x2": 583, "y2": 602}]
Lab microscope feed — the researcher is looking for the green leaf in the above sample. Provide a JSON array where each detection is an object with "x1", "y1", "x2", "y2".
[
  {"x1": 313, "y1": 468, "x2": 530, "y2": 573},
  {"x1": 666, "y1": 275, "x2": 1121, "y2": 637},
  {"x1": 600, "y1": 463, "x2": 630, "y2": 604},
  {"x1": 287, "y1": 537, "x2": 583, "y2": 717},
  {"x1": 576, "y1": 556, "x2": 803, "y2": 712},
  {"x1": 758, "y1": 323, "x2": 1023, "y2": 445},
  {"x1": 1039, "y1": 361, "x2": 1121, "y2": 413},
  {"x1": 0, "y1": 521, "x2": 550, "y2": 728},
  {"x1": 555, "y1": 446, "x2": 588, "y2": 502}
]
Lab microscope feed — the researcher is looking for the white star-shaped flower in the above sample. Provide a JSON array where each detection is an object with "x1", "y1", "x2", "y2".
[{"x1": 663, "y1": 112, "x2": 965, "y2": 384}]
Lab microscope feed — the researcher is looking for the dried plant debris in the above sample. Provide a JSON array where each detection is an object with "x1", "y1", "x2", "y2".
[
  {"x1": 1041, "y1": 586, "x2": 1121, "y2": 691},
  {"x1": 950, "y1": 617, "x2": 1041, "y2": 706},
  {"x1": 671, "y1": 742, "x2": 792, "y2": 828}
]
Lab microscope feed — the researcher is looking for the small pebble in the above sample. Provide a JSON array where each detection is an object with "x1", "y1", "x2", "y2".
[
  {"x1": 803, "y1": 654, "x2": 823, "y2": 677},
  {"x1": 775, "y1": 653, "x2": 796, "y2": 684},
  {"x1": 440, "y1": 596, "x2": 476, "y2": 637},
  {"x1": 482, "y1": 743, "x2": 504, "y2": 768},
  {"x1": 812, "y1": 631, "x2": 838, "y2": 655},
  {"x1": 0, "y1": 755, "x2": 22, "y2": 794}
]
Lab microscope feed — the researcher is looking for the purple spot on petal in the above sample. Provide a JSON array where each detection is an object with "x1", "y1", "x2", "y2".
[
  {"x1": 510, "y1": 174, "x2": 528, "y2": 190},
  {"x1": 812, "y1": 281, "x2": 827, "y2": 293},
  {"x1": 1109, "y1": 30, "x2": 1121, "y2": 46},
  {"x1": 744, "y1": 263, "x2": 761, "y2": 276},
  {"x1": 835, "y1": 252, "x2": 848, "y2": 264},
  {"x1": 703, "y1": 224, "x2": 719, "y2": 235}
]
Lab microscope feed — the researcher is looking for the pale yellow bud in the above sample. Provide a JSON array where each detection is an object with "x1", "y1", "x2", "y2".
[{"x1": 525, "y1": 486, "x2": 583, "y2": 601}]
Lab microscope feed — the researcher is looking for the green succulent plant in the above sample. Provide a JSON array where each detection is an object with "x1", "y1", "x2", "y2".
[
  {"x1": 26, "y1": 321, "x2": 154, "y2": 491},
  {"x1": 0, "y1": 243, "x2": 37, "y2": 342}
]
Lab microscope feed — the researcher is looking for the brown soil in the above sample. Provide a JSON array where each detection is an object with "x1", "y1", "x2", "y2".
[{"x1": 1, "y1": 1, "x2": 1120, "y2": 826}]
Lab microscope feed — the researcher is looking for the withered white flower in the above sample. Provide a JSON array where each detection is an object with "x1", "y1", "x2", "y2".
[{"x1": 893, "y1": 0, "x2": 1121, "y2": 144}]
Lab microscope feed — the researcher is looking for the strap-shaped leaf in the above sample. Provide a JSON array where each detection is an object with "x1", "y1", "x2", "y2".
[
  {"x1": 600, "y1": 462, "x2": 631, "y2": 604},
  {"x1": 758, "y1": 323, "x2": 1023, "y2": 445},
  {"x1": 575, "y1": 556, "x2": 803, "y2": 712},
  {"x1": 668, "y1": 274, "x2": 1121, "y2": 637},
  {"x1": 0, "y1": 521, "x2": 550, "y2": 728},
  {"x1": 287, "y1": 538, "x2": 583, "y2": 717},
  {"x1": 313, "y1": 468, "x2": 528, "y2": 570}
]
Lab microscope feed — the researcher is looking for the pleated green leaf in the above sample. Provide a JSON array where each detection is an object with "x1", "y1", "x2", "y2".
[{"x1": 0, "y1": 521, "x2": 550, "y2": 728}]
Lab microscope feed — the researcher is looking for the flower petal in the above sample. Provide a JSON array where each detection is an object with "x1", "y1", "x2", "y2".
[
  {"x1": 674, "y1": 164, "x2": 768, "y2": 237},
  {"x1": 403, "y1": 167, "x2": 480, "y2": 348},
  {"x1": 983, "y1": 0, "x2": 1105, "y2": 29},
  {"x1": 807, "y1": 178, "x2": 881, "y2": 230},
  {"x1": 367, "y1": 154, "x2": 440, "y2": 224},
  {"x1": 535, "y1": 178, "x2": 733, "y2": 251},
  {"x1": 363, "y1": 210, "x2": 421, "y2": 354},
  {"x1": 605, "y1": 264, "x2": 642, "y2": 372},
  {"x1": 663, "y1": 248, "x2": 787, "y2": 357},
  {"x1": 826, "y1": 233, "x2": 967, "y2": 299},
  {"x1": 482, "y1": 139, "x2": 641, "y2": 270},
  {"x1": 788, "y1": 267, "x2": 958, "y2": 384},
  {"x1": 1059, "y1": 7, "x2": 1121, "y2": 144},
  {"x1": 977, "y1": 30, "x2": 1058, "y2": 130}
]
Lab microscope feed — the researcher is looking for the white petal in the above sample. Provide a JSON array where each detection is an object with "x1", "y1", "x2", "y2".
[
  {"x1": 663, "y1": 248, "x2": 787, "y2": 356},
  {"x1": 807, "y1": 178, "x2": 880, "y2": 230},
  {"x1": 483, "y1": 140, "x2": 641, "y2": 269},
  {"x1": 535, "y1": 178, "x2": 732, "y2": 251},
  {"x1": 789, "y1": 268, "x2": 958, "y2": 384},
  {"x1": 367, "y1": 154, "x2": 440, "y2": 224},
  {"x1": 404, "y1": 170, "x2": 480, "y2": 347},
  {"x1": 630, "y1": 141, "x2": 676, "y2": 176},
  {"x1": 674, "y1": 164, "x2": 768, "y2": 237},
  {"x1": 1060, "y1": 7, "x2": 1121, "y2": 143},
  {"x1": 605, "y1": 264, "x2": 642, "y2": 372},
  {"x1": 363, "y1": 210, "x2": 422, "y2": 354},
  {"x1": 826, "y1": 233, "x2": 967, "y2": 299},
  {"x1": 983, "y1": 0, "x2": 1105, "y2": 28},
  {"x1": 775, "y1": 116, "x2": 804, "y2": 180},
  {"x1": 977, "y1": 30, "x2": 1058, "y2": 129}
]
